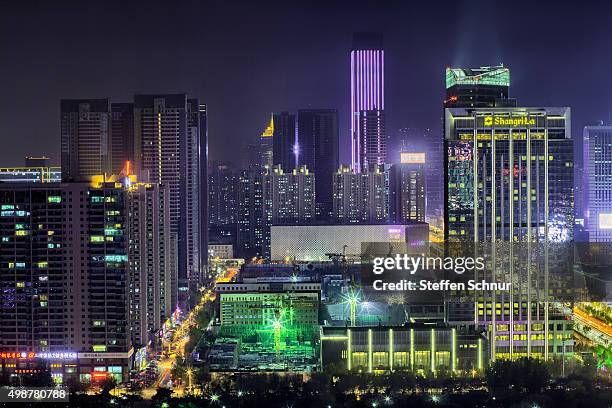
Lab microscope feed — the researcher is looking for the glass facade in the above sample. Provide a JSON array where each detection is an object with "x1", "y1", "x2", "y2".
[{"x1": 445, "y1": 108, "x2": 574, "y2": 243}]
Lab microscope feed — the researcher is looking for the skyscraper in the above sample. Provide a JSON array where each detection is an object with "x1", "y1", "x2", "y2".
[
  {"x1": 269, "y1": 165, "x2": 315, "y2": 225},
  {"x1": 110, "y1": 103, "x2": 135, "y2": 174},
  {"x1": 444, "y1": 65, "x2": 515, "y2": 108},
  {"x1": 389, "y1": 154, "x2": 426, "y2": 223},
  {"x1": 583, "y1": 124, "x2": 612, "y2": 242},
  {"x1": 297, "y1": 109, "x2": 339, "y2": 219},
  {"x1": 272, "y1": 112, "x2": 297, "y2": 171},
  {"x1": 133, "y1": 94, "x2": 204, "y2": 289},
  {"x1": 260, "y1": 115, "x2": 274, "y2": 168},
  {"x1": 208, "y1": 161, "x2": 238, "y2": 246},
  {"x1": 126, "y1": 180, "x2": 175, "y2": 347},
  {"x1": 60, "y1": 99, "x2": 111, "y2": 181},
  {"x1": 445, "y1": 107, "x2": 574, "y2": 242},
  {"x1": 237, "y1": 165, "x2": 271, "y2": 259},
  {"x1": 351, "y1": 32, "x2": 386, "y2": 172},
  {"x1": 0, "y1": 182, "x2": 133, "y2": 382},
  {"x1": 444, "y1": 107, "x2": 575, "y2": 361}
]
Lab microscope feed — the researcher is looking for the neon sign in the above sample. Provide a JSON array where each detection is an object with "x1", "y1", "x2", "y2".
[
  {"x1": 483, "y1": 116, "x2": 535, "y2": 127},
  {"x1": 0, "y1": 351, "x2": 77, "y2": 360}
]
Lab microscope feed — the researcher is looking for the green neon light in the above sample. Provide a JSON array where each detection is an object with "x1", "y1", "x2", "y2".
[
  {"x1": 320, "y1": 336, "x2": 348, "y2": 341},
  {"x1": 431, "y1": 329, "x2": 435, "y2": 374},
  {"x1": 368, "y1": 329, "x2": 373, "y2": 373},
  {"x1": 347, "y1": 329, "x2": 352, "y2": 371},
  {"x1": 410, "y1": 328, "x2": 414, "y2": 370},
  {"x1": 452, "y1": 328, "x2": 456, "y2": 373},
  {"x1": 445, "y1": 66, "x2": 510, "y2": 89},
  {"x1": 478, "y1": 338, "x2": 483, "y2": 371},
  {"x1": 389, "y1": 328, "x2": 393, "y2": 371}
]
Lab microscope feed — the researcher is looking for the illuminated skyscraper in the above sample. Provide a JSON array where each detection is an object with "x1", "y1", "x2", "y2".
[
  {"x1": 237, "y1": 165, "x2": 271, "y2": 259},
  {"x1": 60, "y1": 99, "x2": 111, "y2": 181},
  {"x1": 272, "y1": 112, "x2": 297, "y2": 171},
  {"x1": 208, "y1": 161, "x2": 238, "y2": 246},
  {"x1": 133, "y1": 94, "x2": 204, "y2": 289},
  {"x1": 389, "y1": 153, "x2": 426, "y2": 223},
  {"x1": 444, "y1": 65, "x2": 515, "y2": 108},
  {"x1": 445, "y1": 107, "x2": 574, "y2": 242},
  {"x1": 333, "y1": 164, "x2": 387, "y2": 223},
  {"x1": 269, "y1": 165, "x2": 315, "y2": 225},
  {"x1": 351, "y1": 32, "x2": 386, "y2": 172},
  {"x1": 260, "y1": 115, "x2": 274, "y2": 168},
  {"x1": 583, "y1": 124, "x2": 612, "y2": 242},
  {"x1": 297, "y1": 109, "x2": 339, "y2": 219},
  {"x1": 444, "y1": 107, "x2": 575, "y2": 362}
]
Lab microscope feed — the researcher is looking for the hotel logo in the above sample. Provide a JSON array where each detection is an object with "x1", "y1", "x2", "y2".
[{"x1": 483, "y1": 115, "x2": 536, "y2": 127}]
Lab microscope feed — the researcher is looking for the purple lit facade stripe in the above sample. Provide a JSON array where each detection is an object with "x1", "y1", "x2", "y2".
[{"x1": 351, "y1": 46, "x2": 385, "y2": 171}]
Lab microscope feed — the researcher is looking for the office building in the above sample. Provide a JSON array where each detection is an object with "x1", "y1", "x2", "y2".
[
  {"x1": 237, "y1": 165, "x2": 271, "y2": 259},
  {"x1": 297, "y1": 109, "x2": 339, "y2": 219},
  {"x1": 60, "y1": 99, "x2": 111, "y2": 181},
  {"x1": 133, "y1": 94, "x2": 204, "y2": 289},
  {"x1": 444, "y1": 65, "x2": 515, "y2": 108},
  {"x1": 389, "y1": 154, "x2": 426, "y2": 223},
  {"x1": 351, "y1": 32, "x2": 386, "y2": 172},
  {"x1": 0, "y1": 157, "x2": 61, "y2": 183},
  {"x1": 333, "y1": 165, "x2": 387, "y2": 224},
  {"x1": 272, "y1": 112, "x2": 297, "y2": 171},
  {"x1": 583, "y1": 124, "x2": 612, "y2": 242},
  {"x1": 320, "y1": 324, "x2": 486, "y2": 374},
  {"x1": 269, "y1": 165, "x2": 315, "y2": 225},
  {"x1": 270, "y1": 223, "x2": 429, "y2": 261}
]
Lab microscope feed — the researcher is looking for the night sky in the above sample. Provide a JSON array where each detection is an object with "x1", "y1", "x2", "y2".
[{"x1": 2, "y1": 0, "x2": 612, "y2": 167}]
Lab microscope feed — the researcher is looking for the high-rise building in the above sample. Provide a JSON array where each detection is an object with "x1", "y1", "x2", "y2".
[
  {"x1": 351, "y1": 32, "x2": 386, "y2": 172},
  {"x1": 126, "y1": 180, "x2": 175, "y2": 347},
  {"x1": 389, "y1": 154, "x2": 426, "y2": 223},
  {"x1": 444, "y1": 65, "x2": 515, "y2": 108},
  {"x1": 133, "y1": 94, "x2": 204, "y2": 289},
  {"x1": 333, "y1": 165, "x2": 387, "y2": 223},
  {"x1": 297, "y1": 109, "x2": 339, "y2": 219},
  {"x1": 208, "y1": 161, "x2": 238, "y2": 246},
  {"x1": 260, "y1": 115, "x2": 274, "y2": 168},
  {"x1": 583, "y1": 124, "x2": 612, "y2": 242},
  {"x1": 110, "y1": 103, "x2": 135, "y2": 174},
  {"x1": 0, "y1": 157, "x2": 61, "y2": 183},
  {"x1": 445, "y1": 107, "x2": 574, "y2": 242},
  {"x1": 272, "y1": 112, "x2": 297, "y2": 171},
  {"x1": 269, "y1": 165, "x2": 315, "y2": 225},
  {"x1": 0, "y1": 182, "x2": 133, "y2": 382},
  {"x1": 237, "y1": 165, "x2": 271, "y2": 259},
  {"x1": 444, "y1": 107, "x2": 574, "y2": 361},
  {"x1": 60, "y1": 99, "x2": 111, "y2": 181}
]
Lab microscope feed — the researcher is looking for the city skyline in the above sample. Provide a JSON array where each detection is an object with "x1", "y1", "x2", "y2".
[{"x1": 2, "y1": 1, "x2": 612, "y2": 167}]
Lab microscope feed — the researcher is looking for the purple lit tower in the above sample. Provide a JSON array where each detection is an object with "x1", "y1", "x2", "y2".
[{"x1": 351, "y1": 32, "x2": 386, "y2": 173}]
